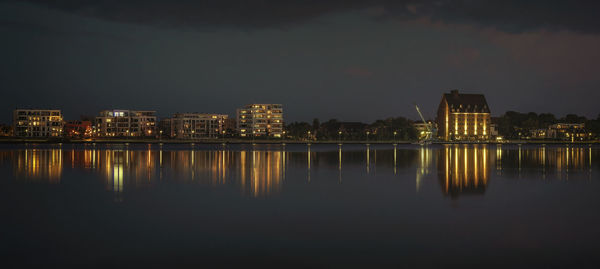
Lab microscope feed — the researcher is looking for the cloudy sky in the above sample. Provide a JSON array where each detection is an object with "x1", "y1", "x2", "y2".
[{"x1": 1, "y1": 0, "x2": 599, "y2": 123}]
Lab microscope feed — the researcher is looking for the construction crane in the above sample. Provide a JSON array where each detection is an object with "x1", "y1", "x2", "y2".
[{"x1": 414, "y1": 104, "x2": 434, "y2": 142}]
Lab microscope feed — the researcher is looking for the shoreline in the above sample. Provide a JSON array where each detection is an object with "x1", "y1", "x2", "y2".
[{"x1": 0, "y1": 138, "x2": 598, "y2": 145}]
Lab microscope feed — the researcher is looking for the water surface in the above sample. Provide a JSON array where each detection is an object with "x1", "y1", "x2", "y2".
[{"x1": 1, "y1": 143, "x2": 599, "y2": 268}]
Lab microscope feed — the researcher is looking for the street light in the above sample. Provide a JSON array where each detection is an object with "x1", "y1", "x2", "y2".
[
  {"x1": 338, "y1": 131, "x2": 342, "y2": 145},
  {"x1": 366, "y1": 131, "x2": 370, "y2": 145},
  {"x1": 393, "y1": 131, "x2": 397, "y2": 144}
]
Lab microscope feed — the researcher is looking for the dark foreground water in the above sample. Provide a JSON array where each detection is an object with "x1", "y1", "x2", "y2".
[{"x1": 1, "y1": 143, "x2": 599, "y2": 268}]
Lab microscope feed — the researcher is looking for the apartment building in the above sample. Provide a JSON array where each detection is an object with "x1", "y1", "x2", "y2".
[
  {"x1": 95, "y1": 110, "x2": 157, "y2": 137},
  {"x1": 236, "y1": 104, "x2": 284, "y2": 138},
  {"x1": 169, "y1": 113, "x2": 228, "y2": 139},
  {"x1": 547, "y1": 123, "x2": 591, "y2": 140},
  {"x1": 13, "y1": 109, "x2": 64, "y2": 137},
  {"x1": 437, "y1": 90, "x2": 491, "y2": 141}
]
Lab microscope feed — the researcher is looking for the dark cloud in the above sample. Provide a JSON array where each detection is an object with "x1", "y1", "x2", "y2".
[
  {"x1": 9, "y1": 0, "x2": 600, "y2": 33},
  {"x1": 0, "y1": 18, "x2": 60, "y2": 34},
  {"x1": 0, "y1": 19, "x2": 131, "y2": 41}
]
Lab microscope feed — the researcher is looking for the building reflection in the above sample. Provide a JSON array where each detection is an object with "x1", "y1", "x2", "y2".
[
  {"x1": 437, "y1": 145, "x2": 490, "y2": 198},
  {"x1": 4, "y1": 145, "x2": 596, "y2": 200},
  {"x1": 13, "y1": 149, "x2": 63, "y2": 183},
  {"x1": 246, "y1": 150, "x2": 284, "y2": 197},
  {"x1": 494, "y1": 145, "x2": 594, "y2": 180},
  {"x1": 416, "y1": 146, "x2": 433, "y2": 192},
  {"x1": 81, "y1": 148, "x2": 284, "y2": 198},
  {"x1": 436, "y1": 144, "x2": 596, "y2": 198}
]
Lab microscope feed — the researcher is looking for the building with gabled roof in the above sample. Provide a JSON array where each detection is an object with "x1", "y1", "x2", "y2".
[{"x1": 437, "y1": 90, "x2": 491, "y2": 141}]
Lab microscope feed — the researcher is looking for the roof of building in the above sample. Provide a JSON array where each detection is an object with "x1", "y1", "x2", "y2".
[{"x1": 443, "y1": 90, "x2": 490, "y2": 113}]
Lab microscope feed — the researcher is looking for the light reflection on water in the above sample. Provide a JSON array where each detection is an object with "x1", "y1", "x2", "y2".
[
  {"x1": 2, "y1": 144, "x2": 596, "y2": 199},
  {"x1": 1, "y1": 143, "x2": 600, "y2": 267}
]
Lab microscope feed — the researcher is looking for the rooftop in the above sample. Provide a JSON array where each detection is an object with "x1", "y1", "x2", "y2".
[{"x1": 443, "y1": 90, "x2": 490, "y2": 113}]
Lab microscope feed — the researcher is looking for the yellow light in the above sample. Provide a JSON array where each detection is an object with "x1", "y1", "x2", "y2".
[
  {"x1": 474, "y1": 114, "x2": 477, "y2": 135},
  {"x1": 464, "y1": 114, "x2": 468, "y2": 135},
  {"x1": 454, "y1": 114, "x2": 458, "y2": 135}
]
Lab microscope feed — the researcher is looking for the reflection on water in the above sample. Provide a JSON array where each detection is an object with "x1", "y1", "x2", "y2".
[
  {"x1": 1, "y1": 144, "x2": 597, "y2": 199},
  {"x1": 416, "y1": 146, "x2": 433, "y2": 192},
  {"x1": 12, "y1": 149, "x2": 63, "y2": 183},
  {"x1": 2, "y1": 144, "x2": 599, "y2": 267},
  {"x1": 437, "y1": 145, "x2": 490, "y2": 198}
]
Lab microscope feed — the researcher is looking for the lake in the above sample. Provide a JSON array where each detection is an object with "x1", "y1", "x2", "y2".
[{"x1": 1, "y1": 143, "x2": 599, "y2": 268}]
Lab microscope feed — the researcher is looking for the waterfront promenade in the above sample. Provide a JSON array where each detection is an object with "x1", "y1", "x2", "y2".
[{"x1": 1, "y1": 137, "x2": 598, "y2": 145}]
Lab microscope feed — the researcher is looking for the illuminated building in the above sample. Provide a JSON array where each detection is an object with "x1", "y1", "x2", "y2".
[
  {"x1": 413, "y1": 121, "x2": 436, "y2": 141},
  {"x1": 168, "y1": 113, "x2": 228, "y2": 139},
  {"x1": 547, "y1": 123, "x2": 590, "y2": 141},
  {"x1": 489, "y1": 123, "x2": 499, "y2": 138},
  {"x1": 437, "y1": 90, "x2": 491, "y2": 141},
  {"x1": 95, "y1": 110, "x2": 157, "y2": 137},
  {"x1": 237, "y1": 104, "x2": 284, "y2": 137},
  {"x1": 64, "y1": 120, "x2": 92, "y2": 138},
  {"x1": 13, "y1": 109, "x2": 64, "y2": 137}
]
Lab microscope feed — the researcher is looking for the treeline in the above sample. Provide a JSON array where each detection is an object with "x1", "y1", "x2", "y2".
[
  {"x1": 495, "y1": 111, "x2": 600, "y2": 138},
  {"x1": 285, "y1": 117, "x2": 418, "y2": 141}
]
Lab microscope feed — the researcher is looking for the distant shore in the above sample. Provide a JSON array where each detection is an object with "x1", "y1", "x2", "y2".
[{"x1": 0, "y1": 137, "x2": 598, "y2": 145}]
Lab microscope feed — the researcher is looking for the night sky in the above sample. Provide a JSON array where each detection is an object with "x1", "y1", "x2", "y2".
[{"x1": 1, "y1": 0, "x2": 599, "y2": 123}]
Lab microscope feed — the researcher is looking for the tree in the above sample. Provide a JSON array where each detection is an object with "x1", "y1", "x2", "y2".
[
  {"x1": 285, "y1": 122, "x2": 311, "y2": 139},
  {"x1": 312, "y1": 118, "x2": 320, "y2": 137},
  {"x1": 561, "y1": 114, "x2": 587, "y2": 123},
  {"x1": 538, "y1": 113, "x2": 557, "y2": 128}
]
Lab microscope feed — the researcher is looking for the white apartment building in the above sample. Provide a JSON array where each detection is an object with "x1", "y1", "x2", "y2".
[
  {"x1": 236, "y1": 104, "x2": 284, "y2": 138},
  {"x1": 169, "y1": 113, "x2": 228, "y2": 139},
  {"x1": 95, "y1": 110, "x2": 157, "y2": 137},
  {"x1": 13, "y1": 109, "x2": 64, "y2": 137}
]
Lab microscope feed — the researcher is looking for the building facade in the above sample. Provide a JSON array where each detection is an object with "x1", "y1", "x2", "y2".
[
  {"x1": 95, "y1": 110, "x2": 157, "y2": 137},
  {"x1": 547, "y1": 123, "x2": 590, "y2": 140},
  {"x1": 437, "y1": 90, "x2": 491, "y2": 141},
  {"x1": 237, "y1": 104, "x2": 284, "y2": 138},
  {"x1": 169, "y1": 113, "x2": 228, "y2": 139},
  {"x1": 13, "y1": 109, "x2": 64, "y2": 137},
  {"x1": 413, "y1": 121, "x2": 435, "y2": 141}
]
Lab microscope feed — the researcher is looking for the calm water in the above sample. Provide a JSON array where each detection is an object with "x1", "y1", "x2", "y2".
[{"x1": 1, "y1": 143, "x2": 599, "y2": 268}]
